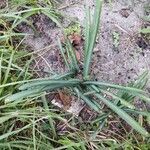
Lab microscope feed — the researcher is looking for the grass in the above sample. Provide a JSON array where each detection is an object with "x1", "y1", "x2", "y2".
[{"x1": 0, "y1": 0, "x2": 150, "y2": 149}]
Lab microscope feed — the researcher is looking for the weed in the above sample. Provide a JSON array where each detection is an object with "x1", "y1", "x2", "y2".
[
  {"x1": 64, "y1": 23, "x2": 81, "y2": 36},
  {"x1": 112, "y1": 31, "x2": 120, "y2": 49},
  {"x1": 140, "y1": 27, "x2": 150, "y2": 34},
  {"x1": 0, "y1": 0, "x2": 150, "y2": 149}
]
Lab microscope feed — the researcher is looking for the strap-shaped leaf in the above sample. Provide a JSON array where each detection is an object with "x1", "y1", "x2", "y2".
[
  {"x1": 83, "y1": 0, "x2": 103, "y2": 79},
  {"x1": 19, "y1": 79, "x2": 81, "y2": 90},
  {"x1": 94, "y1": 93, "x2": 149, "y2": 136},
  {"x1": 5, "y1": 88, "x2": 40, "y2": 103},
  {"x1": 101, "y1": 89, "x2": 135, "y2": 109},
  {"x1": 84, "y1": 81, "x2": 145, "y2": 93},
  {"x1": 77, "y1": 90, "x2": 100, "y2": 112}
]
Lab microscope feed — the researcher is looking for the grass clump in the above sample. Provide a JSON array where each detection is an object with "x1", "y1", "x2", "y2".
[{"x1": 0, "y1": 0, "x2": 150, "y2": 149}]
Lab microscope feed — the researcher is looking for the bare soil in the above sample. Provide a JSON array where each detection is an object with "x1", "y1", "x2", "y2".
[{"x1": 61, "y1": 0, "x2": 150, "y2": 84}]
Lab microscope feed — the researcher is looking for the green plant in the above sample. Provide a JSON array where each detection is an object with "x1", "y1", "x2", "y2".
[
  {"x1": 112, "y1": 31, "x2": 120, "y2": 49},
  {"x1": 2, "y1": 0, "x2": 150, "y2": 138},
  {"x1": 0, "y1": 0, "x2": 62, "y2": 97},
  {"x1": 0, "y1": 0, "x2": 61, "y2": 42},
  {"x1": 64, "y1": 23, "x2": 81, "y2": 35},
  {"x1": 140, "y1": 27, "x2": 150, "y2": 34}
]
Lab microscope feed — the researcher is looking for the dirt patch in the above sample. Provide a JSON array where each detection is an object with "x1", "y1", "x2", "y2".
[
  {"x1": 92, "y1": 0, "x2": 150, "y2": 84},
  {"x1": 61, "y1": 0, "x2": 150, "y2": 85},
  {"x1": 0, "y1": 0, "x2": 7, "y2": 8},
  {"x1": 18, "y1": 14, "x2": 67, "y2": 77}
]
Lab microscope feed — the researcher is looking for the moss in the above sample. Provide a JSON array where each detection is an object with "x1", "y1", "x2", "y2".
[{"x1": 64, "y1": 23, "x2": 81, "y2": 35}]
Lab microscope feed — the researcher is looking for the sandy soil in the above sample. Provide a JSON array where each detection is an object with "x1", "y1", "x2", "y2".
[{"x1": 61, "y1": 0, "x2": 150, "y2": 84}]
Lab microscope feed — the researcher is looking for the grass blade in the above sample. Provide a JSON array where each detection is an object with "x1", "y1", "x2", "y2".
[
  {"x1": 19, "y1": 79, "x2": 81, "y2": 90},
  {"x1": 0, "y1": 71, "x2": 74, "y2": 89},
  {"x1": 0, "y1": 124, "x2": 31, "y2": 141},
  {"x1": 57, "y1": 38, "x2": 70, "y2": 69},
  {"x1": 124, "y1": 109, "x2": 150, "y2": 117},
  {"x1": 84, "y1": 2, "x2": 91, "y2": 57},
  {"x1": 116, "y1": 71, "x2": 149, "y2": 104},
  {"x1": 83, "y1": 0, "x2": 103, "y2": 79},
  {"x1": 84, "y1": 81, "x2": 145, "y2": 93},
  {"x1": 42, "y1": 9, "x2": 62, "y2": 28},
  {"x1": 74, "y1": 88, "x2": 100, "y2": 112},
  {"x1": 137, "y1": 94, "x2": 150, "y2": 104},
  {"x1": 41, "y1": 95, "x2": 57, "y2": 138},
  {"x1": 5, "y1": 79, "x2": 81, "y2": 103},
  {"x1": 11, "y1": 11, "x2": 37, "y2": 31},
  {"x1": 66, "y1": 39, "x2": 79, "y2": 71},
  {"x1": 0, "y1": 50, "x2": 14, "y2": 96},
  {"x1": 94, "y1": 93, "x2": 149, "y2": 136},
  {"x1": 5, "y1": 88, "x2": 40, "y2": 103},
  {"x1": 101, "y1": 89, "x2": 135, "y2": 109}
]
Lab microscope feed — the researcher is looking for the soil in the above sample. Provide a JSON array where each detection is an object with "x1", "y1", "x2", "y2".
[
  {"x1": 19, "y1": 14, "x2": 66, "y2": 77},
  {"x1": 20, "y1": 0, "x2": 150, "y2": 115},
  {"x1": 61, "y1": 0, "x2": 150, "y2": 85},
  {"x1": 0, "y1": 0, "x2": 7, "y2": 8}
]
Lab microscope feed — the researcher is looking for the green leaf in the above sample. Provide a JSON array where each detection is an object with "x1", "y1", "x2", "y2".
[
  {"x1": 124, "y1": 109, "x2": 150, "y2": 117},
  {"x1": 84, "y1": 3, "x2": 91, "y2": 57},
  {"x1": 0, "y1": 124, "x2": 31, "y2": 141},
  {"x1": 94, "y1": 93, "x2": 149, "y2": 137},
  {"x1": 140, "y1": 27, "x2": 150, "y2": 34},
  {"x1": 11, "y1": 11, "x2": 37, "y2": 31},
  {"x1": 66, "y1": 39, "x2": 79, "y2": 71},
  {"x1": 57, "y1": 38, "x2": 70, "y2": 69},
  {"x1": 83, "y1": 0, "x2": 103, "y2": 79},
  {"x1": 84, "y1": 81, "x2": 145, "y2": 93},
  {"x1": 41, "y1": 95, "x2": 57, "y2": 138},
  {"x1": 41, "y1": 9, "x2": 62, "y2": 28},
  {"x1": 137, "y1": 94, "x2": 150, "y2": 104},
  {"x1": 0, "y1": 71, "x2": 73, "y2": 89},
  {"x1": 101, "y1": 89, "x2": 135, "y2": 109},
  {"x1": 76, "y1": 89, "x2": 100, "y2": 112},
  {"x1": 117, "y1": 71, "x2": 148, "y2": 102},
  {"x1": 5, "y1": 88, "x2": 40, "y2": 103},
  {"x1": 0, "y1": 116, "x2": 13, "y2": 124},
  {"x1": 19, "y1": 79, "x2": 81, "y2": 90}
]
